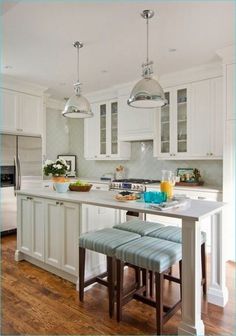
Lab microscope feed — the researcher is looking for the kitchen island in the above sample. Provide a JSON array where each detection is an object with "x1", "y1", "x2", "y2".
[{"x1": 16, "y1": 188, "x2": 228, "y2": 336}]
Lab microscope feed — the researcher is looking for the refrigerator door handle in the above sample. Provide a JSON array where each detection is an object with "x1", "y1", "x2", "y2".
[
  {"x1": 17, "y1": 156, "x2": 21, "y2": 190},
  {"x1": 14, "y1": 156, "x2": 18, "y2": 195}
]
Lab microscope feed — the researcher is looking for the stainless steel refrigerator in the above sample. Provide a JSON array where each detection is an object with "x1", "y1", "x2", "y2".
[{"x1": 0, "y1": 134, "x2": 42, "y2": 234}]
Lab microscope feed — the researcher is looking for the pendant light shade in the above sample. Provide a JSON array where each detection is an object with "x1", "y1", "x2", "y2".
[
  {"x1": 62, "y1": 42, "x2": 93, "y2": 118},
  {"x1": 128, "y1": 10, "x2": 166, "y2": 108}
]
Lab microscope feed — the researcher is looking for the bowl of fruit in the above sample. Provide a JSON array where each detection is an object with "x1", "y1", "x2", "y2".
[{"x1": 69, "y1": 180, "x2": 92, "y2": 192}]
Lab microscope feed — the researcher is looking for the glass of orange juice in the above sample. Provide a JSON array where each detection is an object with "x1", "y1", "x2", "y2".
[{"x1": 160, "y1": 170, "x2": 175, "y2": 199}]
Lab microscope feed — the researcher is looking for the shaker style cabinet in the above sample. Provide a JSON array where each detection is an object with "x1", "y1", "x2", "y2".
[
  {"x1": 17, "y1": 195, "x2": 44, "y2": 261},
  {"x1": 44, "y1": 199, "x2": 80, "y2": 276},
  {"x1": 154, "y1": 77, "x2": 223, "y2": 159},
  {"x1": 17, "y1": 196, "x2": 80, "y2": 276},
  {"x1": 0, "y1": 88, "x2": 43, "y2": 135},
  {"x1": 154, "y1": 85, "x2": 190, "y2": 159},
  {"x1": 84, "y1": 99, "x2": 130, "y2": 160},
  {"x1": 189, "y1": 77, "x2": 223, "y2": 158}
]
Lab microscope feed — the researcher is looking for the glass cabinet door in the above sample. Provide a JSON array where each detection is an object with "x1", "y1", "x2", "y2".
[
  {"x1": 160, "y1": 92, "x2": 170, "y2": 154},
  {"x1": 176, "y1": 88, "x2": 187, "y2": 153},
  {"x1": 111, "y1": 102, "x2": 118, "y2": 155},
  {"x1": 100, "y1": 104, "x2": 106, "y2": 155}
]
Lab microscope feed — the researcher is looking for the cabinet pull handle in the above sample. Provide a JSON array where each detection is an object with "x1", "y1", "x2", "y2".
[
  {"x1": 56, "y1": 201, "x2": 60, "y2": 205},
  {"x1": 60, "y1": 202, "x2": 64, "y2": 206},
  {"x1": 210, "y1": 153, "x2": 213, "y2": 156},
  {"x1": 27, "y1": 196, "x2": 33, "y2": 200},
  {"x1": 106, "y1": 155, "x2": 110, "y2": 158},
  {"x1": 198, "y1": 196, "x2": 206, "y2": 200},
  {"x1": 95, "y1": 186, "x2": 101, "y2": 190},
  {"x1": 17, "y1": 128, "x2": 23, "y2": 132}
]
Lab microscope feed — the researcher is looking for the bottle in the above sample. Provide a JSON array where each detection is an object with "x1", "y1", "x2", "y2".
[{"x1": 160, "y1": 170, "x2": 175, "y2": 199}]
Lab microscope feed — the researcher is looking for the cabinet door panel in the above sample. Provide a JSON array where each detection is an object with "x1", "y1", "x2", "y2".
[
  {"x1": 189, "y1": 80, "x2": 211, "y2": 156},
  {"x1": 32, "y1": 198, "x2": 44, "y2": 261},
  {"x1": 45, "y1": 201, "x2": 61, "y2": 268},
  {"x1": 226, "y1": 63, "x2": 235, "y2": 120},
  {"x1": 1, "y1": 89, "x2": 18, "y2": 132},
  {"x1": 61, "y1": 202, "x2": 79, "y2": 275},
  {"x1": 84, "y1": 103, "x2": 99, "y2": 159},
  {"x1": 18, "y1": 197, "x2": 31, "y2": 255},
  {"x1": 19, "y1": 94, "x2": 42, "y2": 135},
  {"x1": 210, "y1": 77, "x2": 223, "y2": 157}
]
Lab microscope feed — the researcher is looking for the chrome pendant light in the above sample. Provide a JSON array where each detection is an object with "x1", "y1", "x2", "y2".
[
  {"x1": 62, "y1": 41, "x2": 93, "y2": 118},
  {"x1": 128, "y1": 10, "x2": 166, "y2": 108}
]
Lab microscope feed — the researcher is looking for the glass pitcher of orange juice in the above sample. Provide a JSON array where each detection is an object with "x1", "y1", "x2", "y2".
[{"x1": 160, "y1": 170, "x2": 175, "y2": 199}]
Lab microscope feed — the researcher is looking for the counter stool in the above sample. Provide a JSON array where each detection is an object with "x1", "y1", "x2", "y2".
[
  {"x1": 79, "y1": 228, "x2": 141, "y2": 317},
  {"x1": 114, "y1": 220, "x2": 207, "y2": 295},
  {"x1": 147, "y1": 226, "x2": 207, "y2": 295},
  {"x1": 115, "y1": 236, "x2": 182, "y2": 335},
  {"x1": 113, "y1": 218, "x2": 165, "y2": 236}
]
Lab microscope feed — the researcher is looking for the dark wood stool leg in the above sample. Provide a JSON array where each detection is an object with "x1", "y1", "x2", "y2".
[
  {"x1": 150, "y1": 271, "x2": 154, "y2": 297},
  {"x1": 201, "y1": 243, "x2": 207, "y2": 295},
  {"x1": 156, "y1": 272, "x2": 163, "y2": 335},
  {"x1": 117, "y1": 259, "x2": 124, "y2": 322},
  {"x1": 142, "y1": 268, "x2": 149, "y2": 296},
  {"x1": 107, "y1": 256, "x2": 115, "y2": 318},
  {"x1": 135, "y1": 266, "x2": 141, "y2": 287},
  {"x1": 79, "y1": 247, "x2": 85, "y2": 302},
  {"x1": 179, "y1": 260, "x2": 182, "y2": 300}
]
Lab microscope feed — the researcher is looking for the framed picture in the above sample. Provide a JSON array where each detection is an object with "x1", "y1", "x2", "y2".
[
  {"x1": 176, "y1": 168, "x2": 195, "y2": 182},
  {"x1": 57, "y1": 155, "x2": 76, "y2": 177}
]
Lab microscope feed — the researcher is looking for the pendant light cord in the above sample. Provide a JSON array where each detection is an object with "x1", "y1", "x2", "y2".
[
  {"x1": 146, "y1": 16, "x2": 149, "y2": 65},
  {"x1": 77, "y1": 45, "x2": 80, "y2": 84}
]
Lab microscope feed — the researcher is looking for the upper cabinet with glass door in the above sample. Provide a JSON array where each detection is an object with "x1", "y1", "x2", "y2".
[
  {"x1": 154, "y1": 85, "x2": 190, "y2": 159},
  {"x1": 84, "y1": 99, "x2": 130, "y2": 160}
]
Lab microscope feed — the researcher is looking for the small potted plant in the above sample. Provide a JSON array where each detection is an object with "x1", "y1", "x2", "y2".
[{"x1": 43, "y1": 159, "x2": 70, "y2": 183}]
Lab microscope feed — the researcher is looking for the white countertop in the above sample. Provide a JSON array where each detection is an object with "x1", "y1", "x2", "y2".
[
  {"x1": 147, "y1": 183, "x2": 222, "y2": 193},
  {"x1": 17, "y1": 188, "x2": 225, "y2": 222}
]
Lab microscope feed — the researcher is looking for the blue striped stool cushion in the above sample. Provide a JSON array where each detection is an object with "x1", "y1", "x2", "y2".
[
  {"x1": 113, "y1": 219, "x2": 165, "y2": 236},
  {"x1": 116, "y1": 236, "x2": 182, "y2": 273},
  {"x1": 147, "y1": 226, "x2": 207, "y2": 244},
  {"x1": 79, "y1": 228, "x2": 141, "y2": 257}
]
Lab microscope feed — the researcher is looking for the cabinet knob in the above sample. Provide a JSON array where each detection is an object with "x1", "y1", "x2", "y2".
[
  {"x1": 60, "y1": 202, "x2": 64, "y2": 206},
  {"x1": 106, "y1": 155, "x2": 110, "y2": 158},
  {"x1": 56, "y1": 201, "x2": 60, "y2": 205},
  {"x1": 17, "y1": 128, "x2": 23, "y2": 132},
  {"x1": 210, "y1": 153, "x2": 213, "y2": 156},
  {"x1": 27, "y1": 196, "x2": 33, "y2": 200}
]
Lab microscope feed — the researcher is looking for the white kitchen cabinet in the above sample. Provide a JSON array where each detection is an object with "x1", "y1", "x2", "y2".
[
  {"x1": 154, "y1": 85, "x2": 191, "y2": 159},
  {"x1": 81, "y1": 204, "x2": 121, "y2": 278},
  {"x1": 189, "y1": 77, "x2": 223, "y2": 158},
  {"x1": 44, "y1": 199, "x2": 79, "y2": 275},
  {"x1": 17, "y1": 195, "x2": 44, "y2": 261},
  {"x1": 0, "y1": 88, "x2": 43, "y2": 135},
  {"x1": 84, "y1": 99, "x2": 130, "y2": 160},
  {"x1": 226, "y1": 63, "x2": 235, "y2": 120},
  {"x1": 154, "y1": 78, "x2": 223, "y2": 159},
  {"x1": 118, "y1": 94, "x2": 155, "y2": 141}
]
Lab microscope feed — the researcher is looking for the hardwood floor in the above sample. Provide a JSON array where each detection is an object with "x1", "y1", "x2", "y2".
[{"x1": 1, "y1": 234, "x2": 235, "y2": 335}]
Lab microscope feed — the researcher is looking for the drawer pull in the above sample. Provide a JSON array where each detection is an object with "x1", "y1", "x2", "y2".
[
  {"x1": 198, "y1": 196, "x2": 206, "y2": 200},
  {"x1": 60, "y1": 202, "x2": 64, "y2": 206},
  {"x1": 56, "y1": 201, "x2": 60, "y2": 205},
  {"x1": 95, "y1": 186, "x2": 101, "y2": 190},
  {"x1": 27, "y1": 196, "x2": 33, "y2": 200}
]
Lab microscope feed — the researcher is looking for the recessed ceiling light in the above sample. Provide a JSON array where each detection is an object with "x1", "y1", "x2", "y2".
[
  {"x1": 169, "y1": 48, "x2": 177, "y2": 52},
  {"x1": 4, "y1": 65, "x2": 13, "y2": 69}
]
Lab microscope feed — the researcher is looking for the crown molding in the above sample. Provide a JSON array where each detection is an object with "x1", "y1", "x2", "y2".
[
  {"x1": 216, "y1": 45, "x2": 235, "y2": 65},
  {"x1": 0, "y1": 74, "x2": 48, "y2": 96}
]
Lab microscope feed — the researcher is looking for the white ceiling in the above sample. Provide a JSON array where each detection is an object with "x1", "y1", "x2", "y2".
[{"x1": 1, "y1": 1, "x2": 235, "y2": 99}]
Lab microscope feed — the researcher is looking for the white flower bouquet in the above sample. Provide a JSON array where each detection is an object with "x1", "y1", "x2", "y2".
[{"x1": 43, "y1": 159, "x2": 69, "y2": 177}]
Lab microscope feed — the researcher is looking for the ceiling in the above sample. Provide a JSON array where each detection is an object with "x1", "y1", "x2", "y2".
[{"x1": 1, "y1": 1, "x2": 235, "y2": 99}]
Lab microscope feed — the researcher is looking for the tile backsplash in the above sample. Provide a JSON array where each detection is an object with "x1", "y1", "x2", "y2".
[{"x1": 46, "y1": 111, "x2": 223, "y2": 188}]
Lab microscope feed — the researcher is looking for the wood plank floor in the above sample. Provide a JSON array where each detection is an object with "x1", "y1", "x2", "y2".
[{"x1": 1, "y1": 234, "x2": 235, "y2": 335}]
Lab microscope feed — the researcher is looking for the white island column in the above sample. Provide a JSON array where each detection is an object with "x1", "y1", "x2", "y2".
[{"x1": 178, "y1": 218, "x2": 205, "y2": 335}]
